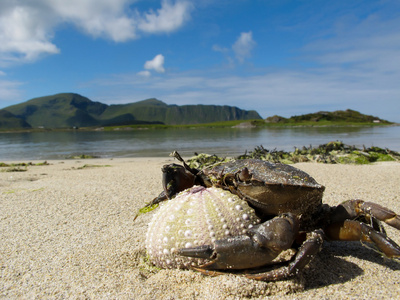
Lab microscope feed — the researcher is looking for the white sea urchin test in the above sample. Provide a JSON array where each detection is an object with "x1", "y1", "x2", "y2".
[{"x1": 146, "y1": 186, "x2": 260, "y2": 269}]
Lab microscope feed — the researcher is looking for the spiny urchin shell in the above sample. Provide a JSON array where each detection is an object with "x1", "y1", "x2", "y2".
[{"x1": 146, "y1": 185, "x2": 260, "y2": 269}]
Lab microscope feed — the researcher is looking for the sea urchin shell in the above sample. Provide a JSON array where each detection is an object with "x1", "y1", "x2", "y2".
[{"x1": 146, "y1": 185, "x2": 260, "y2": 269}]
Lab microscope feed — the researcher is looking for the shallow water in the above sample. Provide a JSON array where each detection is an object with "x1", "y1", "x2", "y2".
[{"x1": 0, "y1": 126, "x2": 399, "y2": 160}]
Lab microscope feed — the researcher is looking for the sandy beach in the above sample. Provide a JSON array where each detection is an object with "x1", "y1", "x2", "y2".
[{"x1": 1, "y1": 157, "x2": 399, "y2": 299}]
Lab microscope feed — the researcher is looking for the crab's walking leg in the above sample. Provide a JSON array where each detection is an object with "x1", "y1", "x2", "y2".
[
  {"x1": 334, "y1": 199, "x2": 400, "y2": 230},
  {"x1": 325, "y1": 219, "x2": 400, "y2": 258},
  {"x1": 245, "y1": 229, "x2": 324, "y2": 281}
]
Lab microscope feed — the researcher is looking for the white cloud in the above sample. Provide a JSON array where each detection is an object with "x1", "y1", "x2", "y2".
[
  {"x1": 137, "y1": 70, "x2": 151, "y2": 77},
  {"x1": 0, "y1": 0, "x2": 192, "y2": 65},
  {"x1": 46, "y1": 0, "x2": 138, "y2": 42},
  {"x1": 138, "y1": 0, "x2": 192, "y2": 33},
  {"x1": 304, "y1": 18, "x2": 400, "y2": 75},
  {"x1": 212, "y1": 44, "x2": 229, "y2": 53},
  {"x1": 144, "y1": 54, "x2": 165, "y2": 73},
  {"x1": 0, "y1": 4, "x2": 59, "y2": 63},
  {"x1": 213, "y1": 31, "x2": 256, "y2": 65},
  {"x1": 0, "y1": 78, "x2": 23, "y2": 104},
  {"x1": 232, "y1": 31, "x2": 256, "y2": 63}
]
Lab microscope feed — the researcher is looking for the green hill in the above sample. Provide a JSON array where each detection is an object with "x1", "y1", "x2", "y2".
[
  {"x1": 0, "y1": 110, "x2": 31, "y2": 129},
  {"x1": 100, "y1": 98, "x2": 259, "y2": 125},
  {"x1": 3, "y1": 93, "x2": 107, "y2": 128},
  {"x1": 1, "y1": 93, "x2": 262, "y2": 129},
  {"x1": 265, "y1": 109, "x2": 392, "y2": 125}
]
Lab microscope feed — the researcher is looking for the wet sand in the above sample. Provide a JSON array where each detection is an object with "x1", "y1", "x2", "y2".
[{"x1": 1, "y1": 158, "x2": 399, "y2": 299}]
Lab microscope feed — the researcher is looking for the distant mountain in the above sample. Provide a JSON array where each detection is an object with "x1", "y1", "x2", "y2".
[
  {"x1": 0, "y1": 110, "x2": 31, "y2": 129},
  {"x1": 3, "y1": 93, "x2": 107, "y2": 128},
  {"x1": 100, "y1": 98, "x2": 260, "y2": 125},
  {"x1": 0, "y1": 93, "x2": 262, "y2": 129},
  {"x1": 265, "y1": 109, "x2": 392, "y2": 124}
]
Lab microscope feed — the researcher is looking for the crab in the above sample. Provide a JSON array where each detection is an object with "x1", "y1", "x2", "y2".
[{"x1": 147, "y1": 151, "x2": 400, "y2": 281}]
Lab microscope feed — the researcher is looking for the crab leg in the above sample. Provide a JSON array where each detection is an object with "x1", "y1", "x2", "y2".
[
  {"x1": 333, "y1": 199, "x2": 400, "y2": 230},
  {"x1": 325, "y1": 219, "x2": 400, "y2": 258}
]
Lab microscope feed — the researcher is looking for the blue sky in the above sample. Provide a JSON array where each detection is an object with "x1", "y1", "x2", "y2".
[{"x1": 0, "y1": 0, "x2": 399, "y2": 122}]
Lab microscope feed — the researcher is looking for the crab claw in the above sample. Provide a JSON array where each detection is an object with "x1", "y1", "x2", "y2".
[{"x1": 178, "y1": 213, "x2": 300, "y2": 270}]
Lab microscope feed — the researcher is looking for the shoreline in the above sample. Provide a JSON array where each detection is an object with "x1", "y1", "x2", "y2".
[
  {"x1": 1, "y1": 158, "x2": 399, "y2": 299},
  {"x1": 0, "y1": 122, "x2": 399, "y2": 136}
]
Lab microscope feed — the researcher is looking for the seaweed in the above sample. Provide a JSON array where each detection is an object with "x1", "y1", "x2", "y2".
[
  {"x1": 187, "y1": 141, "x2": 400, "y2": 169},
  {"x1": 0, "y1": 161, "x2": 49, "y2": 172},
  {"x1": 75, "y1": 164, "x2": 111, "y2": 169},
  {"x1": 0, "y1": 161, "x2": 49, "y2": 167},
  {"x1": 187, "y1": 153, "x2": 230, "y2": 170},
  {"x1": 65, "y1": 154, "x2": 99, "y2": 159}
]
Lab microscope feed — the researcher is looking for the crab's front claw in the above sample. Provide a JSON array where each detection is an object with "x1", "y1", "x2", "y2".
[
  {"x1": 179, "y1": 234, "x2": 279, "y2": 270},
  {"x1": 245, "y1": 229, "x2": 324, "y2": 281},
  {"x1": 179, "y1": 213, "x2": 300, "y2": 270}
]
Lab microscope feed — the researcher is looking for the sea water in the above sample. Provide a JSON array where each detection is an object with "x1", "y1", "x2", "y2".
[{"x1": 0, "y1": 126, "x2": 399, "y2": 160}]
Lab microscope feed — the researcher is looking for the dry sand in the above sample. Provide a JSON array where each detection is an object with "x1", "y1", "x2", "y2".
[{"x1": 1, "y1": 158, "x2": 399, "y2": 299}]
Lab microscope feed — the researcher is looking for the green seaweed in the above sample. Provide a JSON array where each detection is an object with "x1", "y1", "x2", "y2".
[
  {"x1": 187, "y1": 141, "x2": 400, "y2": 169},
  {"x1": 133, "y1": 203, "x2": 160, "y2": 222},
  {"x1": 1, "y1": 166, "x2": 28, "y2": 172},
  {"x1": 135, "y1": 203, "x2": 159, "y2": 219},
  {"x1": 0, "y1": 161, "x2": 49, "y2": 167},
  {"x1": 138, "y1": 253, "x2": 162, "y2": 278},
  {"x1": 76, "y1": 164, "x2": 111, "y2": 169},
  {"x1": 186, "y1": 153, "x2": 230, "y2": 170}
]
